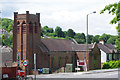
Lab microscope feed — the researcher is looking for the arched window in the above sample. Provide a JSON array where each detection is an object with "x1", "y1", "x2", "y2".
[
  {"x1": 35, "y1": 22, "x2": 37, "y2": 33},
  {"x1": 22, "y1": 21, "x2": 26, "y2": 34},
  {"x1": 58, "y1": 57, "x2": 61, "y2": 68},
  {"x1": 29, "y1": 22, "x2": 33, "y2": 33},
  {"x1": 51, "y1": 57, "x2": 54, "y2": 68},
  {"x1": 17, "y1": 21, "x2": 20, "y2": 34}
]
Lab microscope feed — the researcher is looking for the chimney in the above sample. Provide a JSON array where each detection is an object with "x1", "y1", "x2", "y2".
[{"x1": 99, "y1": 39, "x2": 104, "y2": 44}]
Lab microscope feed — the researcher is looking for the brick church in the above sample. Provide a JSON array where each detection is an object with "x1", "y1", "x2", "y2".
[{"x1": 13, "y1": 11, "x2": 101, "y2": 75}]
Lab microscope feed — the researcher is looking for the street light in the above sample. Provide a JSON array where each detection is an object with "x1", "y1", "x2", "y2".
[{"x1": 86, "y1": 11, "x2": 96, "y2": 71}]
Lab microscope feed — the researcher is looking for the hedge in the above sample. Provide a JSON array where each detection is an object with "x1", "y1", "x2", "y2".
[{"x1": 102, "y1": 59, "x2": 120, "y2": 69}]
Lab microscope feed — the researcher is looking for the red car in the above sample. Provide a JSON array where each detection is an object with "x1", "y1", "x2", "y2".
[{"x1": 17, "y1": 70, "x2": 25, "y2": 77}]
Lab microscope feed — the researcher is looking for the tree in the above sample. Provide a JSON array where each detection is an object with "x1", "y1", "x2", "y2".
[
  {"x1": 66, "y1": 29, "x2": 75, "y2": 38},
  {"x1": 87, "y1": 35, "x2": 94, "y2": 44},
  {"x1": 99, "y1": 34, "x2": 111, "y2": 43},
  {"x1": 55, "y1": 26, "x2": 64, "y2": 37},
  {"x1": 107, "y1": 36, "x2": 117, "y2": 44},
  {"x1": 0, "y1": 18, "x2": 13, "y2": 32},
  {"x1": 74, "y1": 33, "x2": 86, "y2": 44},
  {"x1": 100, "y1": 1, "x2": 120, "y2": 35},
  {"x1": 115, "y1": 38, "x2": 120, "y2": 50},
  {"x1": 91, "y1": 35, "x2": 100, "y2": 43}
]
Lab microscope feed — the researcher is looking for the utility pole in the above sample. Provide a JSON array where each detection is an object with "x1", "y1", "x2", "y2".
[
  {"x1": 34, "y1": 53, "x2": 36, "y2": 80},
  {"x1": 86, "y1": 11, "x2": 96, "y2": 71}
]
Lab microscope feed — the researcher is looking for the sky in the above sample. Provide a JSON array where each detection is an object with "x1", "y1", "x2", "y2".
[{"x1": 0, "y1": 0, "x2": 119, "y2": 36}]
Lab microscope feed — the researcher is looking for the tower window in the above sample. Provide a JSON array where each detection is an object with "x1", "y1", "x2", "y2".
[
  {"x1": 22, "y1": 24, "x2": 26, "y2": 34},
  {"x1": 35, "y1": 22, "x2": 37, "y2": 33},
  {"x1": 17, "y1": 21, "x2": 20, "y2": 34},
  {"x1": 17, "y1": 25, "x2": 20, "y2": 34}
]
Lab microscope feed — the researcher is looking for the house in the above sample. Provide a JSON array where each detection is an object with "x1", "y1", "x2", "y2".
[
  {"x1": 0, "y1": 45, "x2": 13, "y2": 67},
  {"x1": 13, "y1": 11, "x2": 101, "y2": 74},
  {"x1": 97, "y1": 40, "x2": 120, "y2": 67},
  {"x1": 73, "y1": 43, "x2": 101, "y2": 70}
]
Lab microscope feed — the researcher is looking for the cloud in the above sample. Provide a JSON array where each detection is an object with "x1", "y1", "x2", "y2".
[{"x1": 0, "y1": 0, "x2": 119, "y2": 35}]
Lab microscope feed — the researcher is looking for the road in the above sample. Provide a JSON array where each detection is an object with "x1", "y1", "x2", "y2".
[{"x1": 28, "y1": 70, "x2": 120, "y2": 80}]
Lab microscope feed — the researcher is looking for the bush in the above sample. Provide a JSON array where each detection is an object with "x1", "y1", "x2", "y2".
[
  {"x1": 102, "y1": 59, "x2": 120, "y2": 69},
  {"x1": 102, "y1": 62, "x2": 111, "y2": 69}
]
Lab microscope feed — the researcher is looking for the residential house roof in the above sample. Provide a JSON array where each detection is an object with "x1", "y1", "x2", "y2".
[{"x1": 97, "y1": 43, "x2": 118, "y2": 53}]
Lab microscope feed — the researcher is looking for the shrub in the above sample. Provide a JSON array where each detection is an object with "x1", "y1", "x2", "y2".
[{"x1": 102, "y1": 59, "x2": 120, "y2": 69}]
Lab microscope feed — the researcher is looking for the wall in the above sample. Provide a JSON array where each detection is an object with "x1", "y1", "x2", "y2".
[
  {"x1": 101, "y1": 49, "x2": 106, "y2": 63},
  {"x1": 2, "y1": 67, "x2": 17, "y2": 79},
  {"x1": 49, "y1": 52, "x2": 76, "y2": 73},
  {"x1": 89, "y1": 44, "x2": 101, "y2": 70}
]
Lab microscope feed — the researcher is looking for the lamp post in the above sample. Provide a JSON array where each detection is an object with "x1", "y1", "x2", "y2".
[{"x1": 86, "y1": 11, "x2": 96, "y2": 71}]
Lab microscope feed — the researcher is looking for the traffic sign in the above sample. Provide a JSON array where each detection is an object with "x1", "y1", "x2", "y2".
[
  {"x1": 17, "y1": 52, "x2": 20, "y2": 60},
  {"x1": 23, "y1": 59, "x2": 28, "y2": 67}
]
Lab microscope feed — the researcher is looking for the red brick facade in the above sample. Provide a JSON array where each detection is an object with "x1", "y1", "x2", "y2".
[
  {"x1": 13, "y1": 11, "x2": 41, "y2": 74},
  {"x1": 13, "y1": 11, "x2": 101, "y2": 75},
  {"x1": 76, "y1": 43, "x2": 101, "y2": 70}
]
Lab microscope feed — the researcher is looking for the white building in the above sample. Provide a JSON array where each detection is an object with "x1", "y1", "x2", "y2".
[{"x1": 97, "y1": 40, "x2": 120, "y2": 67}]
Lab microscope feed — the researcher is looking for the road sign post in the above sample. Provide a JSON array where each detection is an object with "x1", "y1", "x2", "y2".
[
  {"x1": 34, "y1": 53, "x2": 36, "y2": 80},
  {"x1": 23, "y1": 59, "x2": 28, "y2": 67},
  {"x1": 17, "y1": 52, "x2": 20, "y2": 67}
]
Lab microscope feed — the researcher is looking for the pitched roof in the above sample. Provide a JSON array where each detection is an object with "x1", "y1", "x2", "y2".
[
  {"x1": 72, "y1": 44, "x2": 94, "y2": 51},
  {"x1": 41, "y1": 39, "x2": 75, "y2": 52},
  {"x1": 97, "y1": 43, "x2": 117, "y2": 53},
  {"x1": 40, "y1": 39, "x2": 95, "y2": 52}
]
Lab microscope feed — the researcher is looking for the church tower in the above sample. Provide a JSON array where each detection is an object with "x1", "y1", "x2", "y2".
[{"x1": 13, "y1": 11, "x2": 41, "y2": 74}]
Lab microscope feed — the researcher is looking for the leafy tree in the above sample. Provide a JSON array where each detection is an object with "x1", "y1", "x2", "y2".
[
  {"x1": 107, "y1": 36, "x2": 117, "y2": 44},
  {"x1": 99, "y1": 34, "x2": 112, "y2": 43},
  {"x1": 0, "y1": 18, "x2": 13, "y2": 32},
  {"x1": 100, "y1": 1, "x2": 120, "y2": 35},
  {"x1": 91, "y1": 35, "x2": 100, "y2": 43},
  {"x1": 87, "y1": 35, "x2": 94, "y2": 44},
  {"x1": 115, "y1": 38, "x2": 120, "y2": 50},
  {"x1": 42, "y1": 26, "x2": 54, "y2": 35},
  {"x1": 55, "y1": 26, "x2": 64, "y2": 37},
  {"x1": 66, "y1": 29, "x2": 75, "y2": 38},
  {"x1": 74, "y1": 33, "x2": 86, "y2": 44}
]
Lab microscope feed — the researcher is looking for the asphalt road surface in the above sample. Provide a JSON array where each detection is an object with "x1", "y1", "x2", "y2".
[{"x1": 28, "y1": 70, "x2": 120, "y2": 80}]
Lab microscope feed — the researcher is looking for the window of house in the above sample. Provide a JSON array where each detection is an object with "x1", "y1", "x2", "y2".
[{"x1": 107, "y1": 54, "x2": 109, "y2": 61}]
